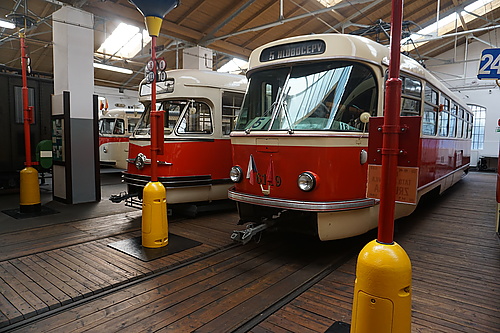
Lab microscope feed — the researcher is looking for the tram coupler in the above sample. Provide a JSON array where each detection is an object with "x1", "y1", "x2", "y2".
[
  {"x1": 231, "y1": 223, "x2": 268, "y2": 244},
  {"x1": 109, "y1": 191, "x2": 136, "y2": 203}
]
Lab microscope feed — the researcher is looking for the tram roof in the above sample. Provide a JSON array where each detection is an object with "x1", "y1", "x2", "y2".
[
  {"x1": 248, "y1": 34, "x2": 469, "y2": 110},
  {"x1": 140, "y1": 69, "x2": 247, "y2": 91}
]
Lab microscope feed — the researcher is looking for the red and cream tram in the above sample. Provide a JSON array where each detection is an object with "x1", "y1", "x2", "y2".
[
  {"x1": 120, "y1": 69, "x2": 247, "y2": 205},
  {"x1": 99, "y1": 109, "x2": 142, "y2": 169},
  {"x1": 228, "y1": 34, "x2": 472, "y2": 242}
]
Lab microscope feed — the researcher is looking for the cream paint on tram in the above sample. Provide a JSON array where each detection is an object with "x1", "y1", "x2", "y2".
[{"x1": 231, "y1": 133, "x2": 368, "y2": 148}]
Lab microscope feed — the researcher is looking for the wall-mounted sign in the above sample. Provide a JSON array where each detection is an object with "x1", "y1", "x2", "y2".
[{"x1": 477, "y1": 48, "x2": 500, "y2": 80}]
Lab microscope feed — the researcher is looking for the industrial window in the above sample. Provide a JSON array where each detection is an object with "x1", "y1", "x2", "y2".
[{"x1": 468, "y1": 104, "x2": 486, "y2": 150}]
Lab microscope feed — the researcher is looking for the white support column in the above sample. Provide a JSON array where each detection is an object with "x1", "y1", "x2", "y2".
[{"x1": 52, "y1": 6, "x2": 98, "y2": 203}]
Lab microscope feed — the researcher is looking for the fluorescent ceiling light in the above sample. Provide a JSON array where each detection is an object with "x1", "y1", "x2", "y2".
[
  {"x1": 93, "y1": 62, "x2": 133, "y2": 74},
  {"x1": 0, "y1": 20, "x2": 15, "y2": 29}
]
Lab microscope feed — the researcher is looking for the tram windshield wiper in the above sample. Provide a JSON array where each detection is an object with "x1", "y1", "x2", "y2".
[{"x1": 269, "y1": 69, "x2": 294, "y2": 134}]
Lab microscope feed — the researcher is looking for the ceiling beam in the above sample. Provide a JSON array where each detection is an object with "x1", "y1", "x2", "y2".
[
  {"x1": 203, "y1": 0, "x2": 375, "y2": 44},
  {"x1": 199, "y1": 0, "x2": 257, "y2": 44}
]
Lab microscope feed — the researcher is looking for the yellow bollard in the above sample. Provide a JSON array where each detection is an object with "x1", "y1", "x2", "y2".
[
  {"x1": 20, "y1": 166, "x2": 41, "y2": 213},
  {"x1": 350, "y1": 240, "x2": 412, "y2": 333},
  {"x1": 142, "y1": 181, "x2": 168, "y2": 248}
]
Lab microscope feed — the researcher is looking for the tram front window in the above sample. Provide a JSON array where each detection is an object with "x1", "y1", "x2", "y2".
[
  {"x1": 99, "y1": 118, "x2": 124, "y2": 135},
  {"x1": 134, "y1": 100, "x2": 211, "y2": 137},
  {"x1": 235, "y1": 61, "x2": 377, "y2": 132}
]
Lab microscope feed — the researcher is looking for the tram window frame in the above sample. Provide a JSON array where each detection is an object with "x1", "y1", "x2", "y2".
[
  {"x1": 438, "y1": 96, "x2": 450, "y2": 137},
  {"x1": 128, "y1": 118, "x2": 139, "y2": 133},
  {"x1": 422, "y1": 84, "x2": 438, "y2": 136},
  {"x1": 400, "y1": 75, "x2": 421, "y2": 116},
  {"x1": 466, "y1": 112, "x2": 474, "y2": 139},
  {"x1": 176, "y1": 100, "x2": 213, "y2": 135},
  {"x1": 113, "y1": 119, "x2": 125, "y2": 135},
  {"x1": 222, "y1": 91, "x2": 245, "y2": 135},
  {"x1": 456, "y1": 108, "x2": 464, "y2": 138},
  {"x1": 14, "y1": 86, "x2": 36, "y2": 124},
  {"x1": 449, "y1": 104, "x2": 458, "y2": 137}
]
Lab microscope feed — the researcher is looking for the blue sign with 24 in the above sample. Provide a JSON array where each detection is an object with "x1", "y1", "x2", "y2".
[{"x1": 478, "y1": 48, "x2": 500, "y2": 79}]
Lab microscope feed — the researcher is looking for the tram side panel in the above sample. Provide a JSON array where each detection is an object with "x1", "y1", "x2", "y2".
[{"x1": 125, "y1": 138, "x2": 232, "y2": 203}]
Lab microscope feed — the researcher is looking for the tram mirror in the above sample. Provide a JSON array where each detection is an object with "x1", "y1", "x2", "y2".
[{"x1": 359, "y1": 112, "x2": 371, "y2": 124}]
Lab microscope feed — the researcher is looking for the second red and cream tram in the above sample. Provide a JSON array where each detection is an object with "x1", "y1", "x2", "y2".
[
  {"x1": 229, "y1": 34, "x2": 472, "y2": 242},
  {"x1": 99, "y1": 109, "x2": 142, "y2": 169},
  {"x1": 120, "y1": 69, "x2": 247, "y2": 206}
]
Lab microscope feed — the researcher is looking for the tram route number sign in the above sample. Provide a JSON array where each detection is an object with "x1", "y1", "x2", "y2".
[
  {"x1": 145, "y1": 57, "x2": 167, "y2": 83},
  {"x1": 366, "y1": 165, "x2": 419, "y2": 204},
  {"x1": 477, "y1": 48, "x2": 500, "y2": 80}
]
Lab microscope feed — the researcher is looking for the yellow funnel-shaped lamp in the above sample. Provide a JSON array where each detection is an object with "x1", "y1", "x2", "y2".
[{"x1": 129, "y1": 0, "x2": 179, "y2": 36}]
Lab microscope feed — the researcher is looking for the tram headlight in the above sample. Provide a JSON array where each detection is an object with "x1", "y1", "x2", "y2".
[
  {"x1": 297, "y1": 172, "x2": 316, "y2": 192},
  {"x1": 134, "y1": 153, "x2": 146, "y2": 170},
  {"x1": 230, "y1": 166, "x2": 243, "y2": 183}
]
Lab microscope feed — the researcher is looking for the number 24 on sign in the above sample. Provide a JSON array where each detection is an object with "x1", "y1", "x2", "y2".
[{"x1": 478, "y1": 48, "x2": 500, "y2": 79}]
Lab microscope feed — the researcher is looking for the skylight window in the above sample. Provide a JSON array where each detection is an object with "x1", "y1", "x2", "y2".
[
  {"x1": 217, "y1": 58, "x2": 248, "y2": 74},
  {"x1": 97, "y1": 22, "x2": 151, "y2": 59},
  {"x1": 402, "y1": 0, "x2": 499, "y2": 52},
  {"x1": 316, "y1": 0, "x2": 343, "y2": 6}
]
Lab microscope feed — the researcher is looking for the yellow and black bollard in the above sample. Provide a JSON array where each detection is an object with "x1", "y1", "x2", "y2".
[
  {"x1": 141, "y1": 181, "x2": 168, "y2": 248},
  {"x1": 19, "y1": 166, "x2": 41, "y2": 213}
]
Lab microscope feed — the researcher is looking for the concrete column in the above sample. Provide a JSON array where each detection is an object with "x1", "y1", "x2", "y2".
[{"x1": 52, "y1": 6, "x2": 99, "y2": 203}]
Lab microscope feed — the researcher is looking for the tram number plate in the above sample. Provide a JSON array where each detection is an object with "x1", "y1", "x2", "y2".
[{"x1": 366, "y1": 165, "x2": 418, "y2": 204}]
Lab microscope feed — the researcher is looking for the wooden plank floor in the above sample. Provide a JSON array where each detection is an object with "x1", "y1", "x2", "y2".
[
  {"x1": 0, "y1": 209, "x2": 240, "y2": 329},
  {"x1": 0, "y1": 171, "x2": 498, "y2": 332},
  {"x1": 252, "y1": 171, "x2": 500, "y2": 333}
]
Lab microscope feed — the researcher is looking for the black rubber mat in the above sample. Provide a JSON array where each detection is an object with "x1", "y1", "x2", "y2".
[
  {"x1": 108, "y1": 234, "x2": 202, "y2": 262},
  {"x1": 325, "y1": 321, "x2": 351, "y2": 333},
  {"x1": 2, "y1": 206, "x2": 59, "y2": 219}
]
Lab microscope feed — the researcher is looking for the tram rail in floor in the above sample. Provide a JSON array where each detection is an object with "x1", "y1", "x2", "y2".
[{"x1": 0, "y1": 171, "x2": 498, "y2": 332}]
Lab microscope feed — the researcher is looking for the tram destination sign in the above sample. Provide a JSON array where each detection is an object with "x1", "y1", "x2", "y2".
[
  {"x1": 260, "y1": 40, "x2": 326, "y2": 62},
  {"x1": 477, "y1": 48, "x2": 500, "y2": 80}
]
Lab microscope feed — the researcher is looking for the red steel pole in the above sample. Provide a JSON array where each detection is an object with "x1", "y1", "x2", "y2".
[
  {"x1": 377, "y1": 0, "x2": 404, "y2": 244},
  {"x1": 150, "y1": 36, "x2": 158, "y2": 182},
  {"x1": 20, "y1": 33, "x2": 32, "y2": 167}
]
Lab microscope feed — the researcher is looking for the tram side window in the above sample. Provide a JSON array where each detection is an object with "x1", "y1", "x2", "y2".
[
  {"x1": 449, "y1": 104, "x2": 458, "y2": 137},
  {"x1": 456, "y1": 108, "x2": 464, "y2": 138},
  {"x1": 128, "y1": 118, "x2": 138, "y2": 133},
  {"x1": 177, "y1": 101, "x2": 213, "y2": 134},
  {"x1": 114, "y1": 119, "x2": 125, "y2": 135},
  {"x1": 438, "y1": 97, "x2": 450, "y2": 137},
  {"x1": 466, "y1": 112, "x2": 474, "y2": 139},
  {"x1": 222, "y1": 92, "x2": 245, "y2": 135},
  {"x1": 400, "y1": 76, "x2": 421, "y2": 116},
  {"x1": 422, "y1": 85, "x2": 438, "y2": 135}
]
